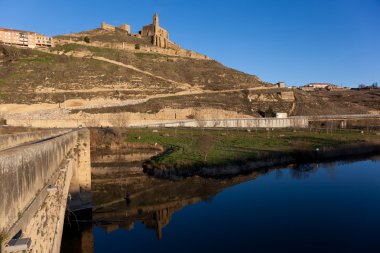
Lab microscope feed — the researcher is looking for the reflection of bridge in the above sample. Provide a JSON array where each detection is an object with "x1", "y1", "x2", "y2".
[{"x1": 0, "y1": 129, "x2": 91, "y2": 252}]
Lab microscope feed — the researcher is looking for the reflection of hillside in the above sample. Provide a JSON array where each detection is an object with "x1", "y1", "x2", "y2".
[
  {"x1": 92, "y1": 165, "x2": 264, "y2": 239},
  {"x1": 91, "y1": 151, "x2": 378, "y2": 240},
  {"x1": 91, "y1": 151, "x2": 159, "y2": 165},
  {"x1": 95, "y1": 195, "x2": 204, "y2": 240}
]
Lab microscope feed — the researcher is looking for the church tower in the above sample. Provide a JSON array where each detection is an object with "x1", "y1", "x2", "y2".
[{"x1": 153, "y1": 12, "x2": 159, "y2": 27}]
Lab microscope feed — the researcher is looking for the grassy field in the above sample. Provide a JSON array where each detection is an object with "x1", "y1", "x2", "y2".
[{"x1": 125, "y1": 128, "x2": 380, "y2": 167}]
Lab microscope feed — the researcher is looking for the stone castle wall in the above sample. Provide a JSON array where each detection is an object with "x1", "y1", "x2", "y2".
[
  {"x1": 55, "y1": 38, "x2": 210, "y2": 60},
  {"x1": 120, "y1": 24, "x2": 131, "y2": 34},
  {"x1": 101, "y1": 22, "x2": 116, "y2": 31}
]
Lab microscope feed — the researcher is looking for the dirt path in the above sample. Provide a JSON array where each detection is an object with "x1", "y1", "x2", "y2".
[{"x1": 92, "y1": 56, "x2": 198, "y2": 91}]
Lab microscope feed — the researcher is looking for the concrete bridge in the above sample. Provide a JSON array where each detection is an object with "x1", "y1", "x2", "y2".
[{"x1": 0, "y1": 129, "x2": 91, "y2": 253}]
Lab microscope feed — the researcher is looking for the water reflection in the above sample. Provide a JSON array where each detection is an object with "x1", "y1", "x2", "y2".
[
  {"x1": 91, "y1": 165, "x2": 260, "y2": 241},
  {"x1": 61, "y1": 152, "x2": 380, "y2": 253}
]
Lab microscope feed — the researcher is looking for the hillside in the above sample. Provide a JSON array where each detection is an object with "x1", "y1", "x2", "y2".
[{"x1": 0, "y1": 29, "x2": 379, "y2": 127}]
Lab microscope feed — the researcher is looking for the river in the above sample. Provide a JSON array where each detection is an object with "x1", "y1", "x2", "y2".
[{"x1": 61, "y1": 152, "x2": 380, "y2": 253}]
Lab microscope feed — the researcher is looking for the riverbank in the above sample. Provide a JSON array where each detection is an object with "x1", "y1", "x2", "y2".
[{"x1": 123, "y1": 128, "x2": 380, "y2": 179}]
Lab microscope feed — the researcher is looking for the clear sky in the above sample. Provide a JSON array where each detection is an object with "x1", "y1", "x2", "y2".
[{"x1": 1, "y1": 0, "x2": 379, "y2": 87}]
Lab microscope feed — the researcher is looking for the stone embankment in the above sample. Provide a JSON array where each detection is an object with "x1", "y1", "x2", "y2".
[{"x1": 143, "y1": 143, "x2": 380, "y2": 179}]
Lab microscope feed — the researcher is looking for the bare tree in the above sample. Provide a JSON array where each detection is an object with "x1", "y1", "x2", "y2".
[
  {"x1": 194, "y1": 111, "x2": 207, "y2": 130},
  {"x1": 197, "y1": 134, "x2": 216, "y2": 162},
  {"x1": 109, "y1": 113, "x2": 131, "y2": 128}
]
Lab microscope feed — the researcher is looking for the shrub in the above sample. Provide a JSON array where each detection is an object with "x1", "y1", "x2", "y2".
[
  {"x1": 135, "y1": 44, "x2": 141, "y2": 50},
  {"x1": 0, "y1": 118, "x2": 6, "y2": 125},
  {"x1": 0, "y1": 232, "x2": 5, "y2": 244},
  {"x1": 84, "y1": 36, "x2": 90, "y2": 43},
  {"x1": 265, "y1": 107, "x2": 276, "y2": 117}
]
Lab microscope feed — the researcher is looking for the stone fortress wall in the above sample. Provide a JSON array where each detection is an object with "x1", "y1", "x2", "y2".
[
  {"x1": 101, "y1": 21, "x2": 131, "y2": 34},
  {"x1": 100, "y1": 22, "x2": 116, "y2": 31},
  {"x1": 55, "y1": 37, "x2": 209, "y2": 60}
]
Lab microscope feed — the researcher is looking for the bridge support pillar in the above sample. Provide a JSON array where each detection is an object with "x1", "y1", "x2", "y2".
[{"x1": 68, "y1": 129, "x2": 92, "y2": 211}]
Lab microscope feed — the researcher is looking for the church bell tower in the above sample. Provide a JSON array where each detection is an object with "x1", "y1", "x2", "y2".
[{"x1": 153, "y1": 12, "x2": 159, "y2": 27}]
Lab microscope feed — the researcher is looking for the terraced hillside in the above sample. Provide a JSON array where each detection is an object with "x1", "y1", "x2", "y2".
[
  {"x1": 0, "y1": 43, "x2": 267, "y2": 103},
  {"x1": 0, "y1": 45, "x2": 187, "y2": 104},
  {"x1": 0, "y1": 37, "x2": 379, "y2": 127}
]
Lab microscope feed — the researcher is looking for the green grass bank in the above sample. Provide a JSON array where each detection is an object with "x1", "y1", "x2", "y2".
[{"x1": 124, "y1": 128, "x2": 380, "y2": 178}]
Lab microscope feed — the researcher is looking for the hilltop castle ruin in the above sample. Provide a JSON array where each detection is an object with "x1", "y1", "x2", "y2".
[
  {"x1": 53, "y1": 12, "x2": 211, "y2": 60},
  {"x1": 101, "y1": 13, "x2": 174, "y2": 49}
]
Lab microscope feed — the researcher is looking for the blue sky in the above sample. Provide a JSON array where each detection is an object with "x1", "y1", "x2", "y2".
[{"x1": 0, "y1": 0, "x2": 379, "y2": 87}]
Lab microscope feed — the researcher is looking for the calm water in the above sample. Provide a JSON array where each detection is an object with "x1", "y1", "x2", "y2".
[{"x1": 62, "y1": 157, "x2": 380, "y2": 253}]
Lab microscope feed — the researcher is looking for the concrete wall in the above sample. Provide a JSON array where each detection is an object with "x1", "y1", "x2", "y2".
[
  {"x1": 0, "y1": 129, "x2": 69, "y2": 150},
  {"x1": 150, "y1": 118, "x2": 309, "y2": 128},
  {"x1": 0, "y1": 131, "x2": 78, "y2": 234},
  {"x1": 5, "y1": 117, "x2": 309, "y2": 129}
]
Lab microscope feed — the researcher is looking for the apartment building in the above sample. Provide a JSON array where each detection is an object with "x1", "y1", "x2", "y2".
[{"x1": 0, "y1": 27, "x2": 53, "y2": 48}]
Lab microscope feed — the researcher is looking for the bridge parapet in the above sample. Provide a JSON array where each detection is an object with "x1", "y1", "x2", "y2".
[
  {"x1": 0, "y1": 129, "x2": 70, "y2": 151},
  {"x1": 0, "y1": 129, "x2": 91, "y2": 252},
  {"x1": 0, "y1": 131, "x2": 77, "y2": 234}
]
